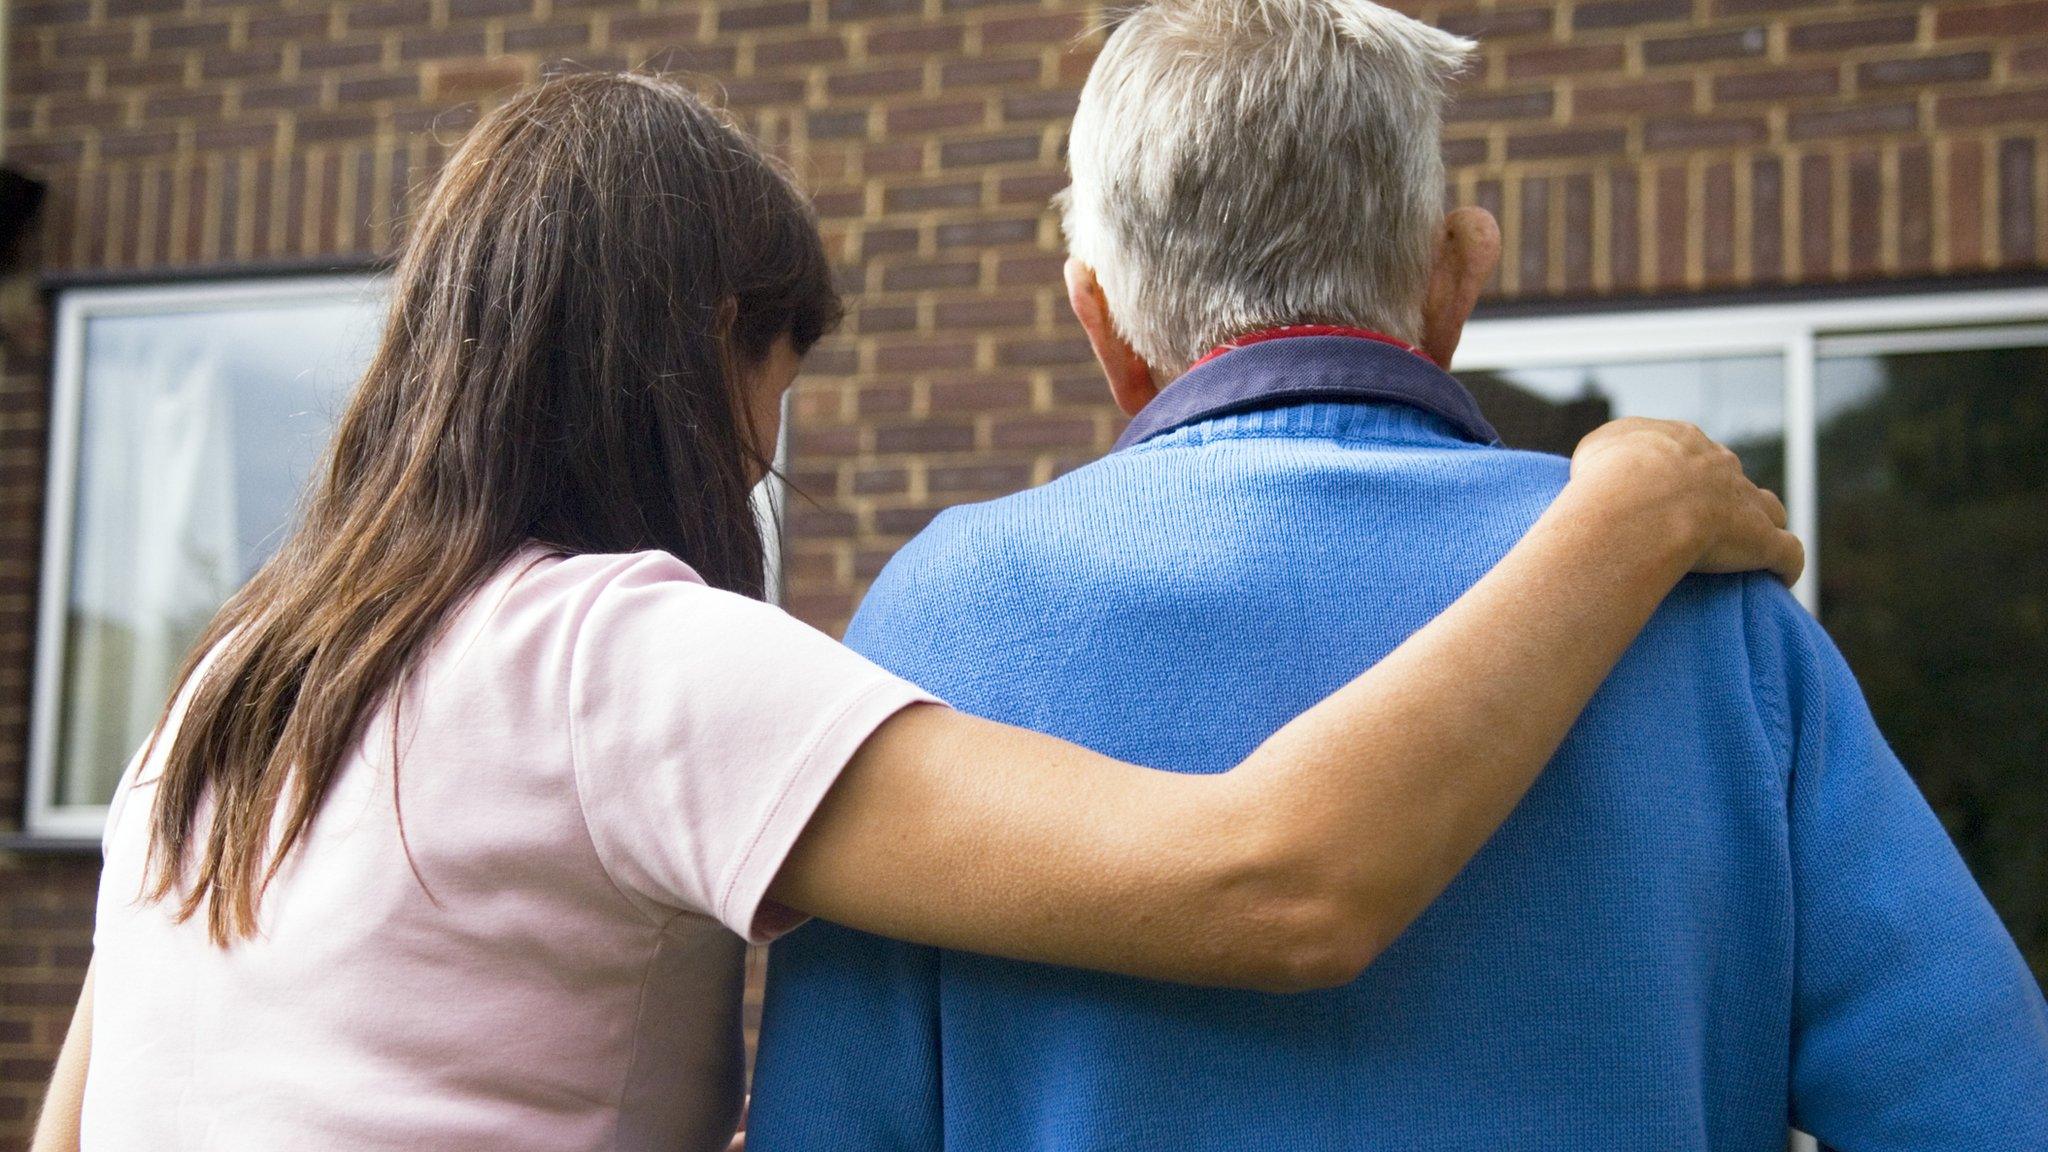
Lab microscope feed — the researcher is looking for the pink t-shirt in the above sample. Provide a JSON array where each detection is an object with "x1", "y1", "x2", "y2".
[{"x1": 85, "y1": 548, "x2": 938, "y2": 1151}]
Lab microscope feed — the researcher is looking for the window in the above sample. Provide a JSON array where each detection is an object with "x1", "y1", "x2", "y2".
[
  {"x1": 28, "y1": 275, "x2": 794, "y2": 840},
  {"x1": 1457, "y1": 287, "x2": 2048, "y2": 986},
  {"x1": 28, "y1": 277, "x2": 387, "y2": 839}
]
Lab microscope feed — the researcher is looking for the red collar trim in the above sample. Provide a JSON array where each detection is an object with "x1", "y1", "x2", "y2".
[{"x1": 1188, "y1": 325, "x2": 1427, "y2": 372}]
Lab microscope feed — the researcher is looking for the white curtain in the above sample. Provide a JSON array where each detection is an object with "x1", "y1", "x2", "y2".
[{"x1": 58, "y1": 329, "x2": 240, "y2": 807}]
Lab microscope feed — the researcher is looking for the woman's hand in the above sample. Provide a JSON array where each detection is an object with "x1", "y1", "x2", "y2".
[{"x1": 1569, "y1": 417, "x2": 1804, "y2": 585}]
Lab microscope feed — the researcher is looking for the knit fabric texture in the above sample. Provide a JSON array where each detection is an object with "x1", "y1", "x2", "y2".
[{"x1": 749, "y1": 337, "x2": 2048, "y2": 1152}]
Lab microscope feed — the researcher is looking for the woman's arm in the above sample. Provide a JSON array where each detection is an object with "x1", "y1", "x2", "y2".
[
  {"x1": 770, "y1": 419, "x2": 1800, "y2": 992},
  {"x1": 31, "y1": 959, "x2": 91, "y2": 1152}
]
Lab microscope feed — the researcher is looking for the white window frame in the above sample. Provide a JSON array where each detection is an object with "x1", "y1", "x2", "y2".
[
  {"x1": 1455, "y1": 285, "x2": 2048, "y2": 612},
  {"x1": 28, "y1": 274, "x2": 386, "y2": 841},
  {"x1": 27, "y1": 272, "x2": 796, "y2": 841}
]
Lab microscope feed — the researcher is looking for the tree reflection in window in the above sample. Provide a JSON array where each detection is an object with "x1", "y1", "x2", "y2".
[
  {"x1": 1460, "y1": 348, "x2": 2044, "y2": 984},
  {"x1": 1817, "y1": 345, "x2": 2047, "y2": 981}
]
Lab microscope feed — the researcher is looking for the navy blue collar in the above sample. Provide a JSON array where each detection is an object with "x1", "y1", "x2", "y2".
[{"x1": 1112, "y1": 334, "x2": 1501, "y2": 452}]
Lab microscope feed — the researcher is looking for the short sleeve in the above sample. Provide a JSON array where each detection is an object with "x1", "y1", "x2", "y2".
[{"x1": 567, "y1": 553, "x2": 941, "y2": 942}]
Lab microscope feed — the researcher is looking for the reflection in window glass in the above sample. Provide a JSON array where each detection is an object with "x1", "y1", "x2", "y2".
[
  {"x1": 53, "y1": 294, "x2": 382, "y2": 808},
  {"x1": 1817, "y1": 344, "x2": 2048, "y2": 979},
  {"x1": 1457, "y1": 357, "x2": 1786, "y2": 490}
]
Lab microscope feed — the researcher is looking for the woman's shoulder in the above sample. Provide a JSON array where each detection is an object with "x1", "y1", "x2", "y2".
[
  {"x1": 512, "y1": 545, "x2": 709, "y2": 596},
  {"x1": 484, "y1": 546, "x2": 717, "y2": 630}
]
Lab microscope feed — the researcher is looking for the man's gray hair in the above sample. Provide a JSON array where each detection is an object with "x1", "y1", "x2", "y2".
[{"x1": 1059, "y1": 0, "x2": 1473, "y2": 375}]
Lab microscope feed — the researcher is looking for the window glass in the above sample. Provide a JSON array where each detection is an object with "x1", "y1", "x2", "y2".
[
  {"x1": 1458, "y1": 357, "x2": 1786, "y2": 490},
  {"x1": 1816, "y1": 343, "x2": 2048, "y2": 978},
  {"x1": 50, "y1": 291, "x2": 382, "y2": 809}
]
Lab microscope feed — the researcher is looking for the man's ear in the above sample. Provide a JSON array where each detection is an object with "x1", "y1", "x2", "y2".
[
  {"x1": 1418, "y1": 207, "x2": 1501, "y2": 370},
  {"x1": 1065, "y1": 258, "x2": 1159, "y2": 418}
]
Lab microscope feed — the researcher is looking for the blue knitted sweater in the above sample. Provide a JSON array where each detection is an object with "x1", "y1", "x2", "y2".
[{"x1": 750, "y1": 337, "x2": 2048, "y2": 1151}]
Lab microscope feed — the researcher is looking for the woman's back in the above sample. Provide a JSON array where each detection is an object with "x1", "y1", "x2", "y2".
[{"x1": 85, "y1": 547, "x2": 926, "y2": 1151}]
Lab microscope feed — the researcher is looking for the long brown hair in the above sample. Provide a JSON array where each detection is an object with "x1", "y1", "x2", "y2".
[{"x1": 144, "y1": 72, "x2": 841, "y2": 943}]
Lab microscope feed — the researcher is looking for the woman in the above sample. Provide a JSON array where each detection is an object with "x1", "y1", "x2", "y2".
[{"x1": 34, "y1": 73, "x2": 1797, "y2": 1151}]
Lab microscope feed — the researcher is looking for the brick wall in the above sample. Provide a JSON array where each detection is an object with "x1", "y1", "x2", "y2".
[{"x1": 0, "y1": 0, "x2": 2045, "y2": 1142}]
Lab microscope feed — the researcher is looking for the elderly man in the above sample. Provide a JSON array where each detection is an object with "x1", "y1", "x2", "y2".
[{"x1": 747, "y1": 0, "x2": 2048, "y2": 1146}]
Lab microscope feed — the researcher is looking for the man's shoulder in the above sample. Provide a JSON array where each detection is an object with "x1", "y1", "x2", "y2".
[{"x1": 851, "y1": 441, "x2": 1574, "y2": 635}]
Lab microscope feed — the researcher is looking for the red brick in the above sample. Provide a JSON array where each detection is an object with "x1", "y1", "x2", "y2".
[
  {"x1": 832, "y1": 0, "x2": 917, "y2": 16},
  {"x1": 981, "y1": 14, "x2": 1082, "y2": 48},
  {"x1": 400, "y1": 28, "x2": 491, "y2": 62},
  {"x1": 1473, "y1": 177, "x2": 1504, "y2": 291},
  {"x1": 1785, "y1": 101, "x2": 1918, "y2": 141},
  {"x1": 870, "y1": 25, "x2": 964, "y2": 56},
  {"x1": 872, "y1": 505, "x2": 947, "y2": 536},
  {"x1": 1002, "y1": 90, "x2": 1078, "y2": 123},
  {"x1": 299, "y1": 39, "x2": 383, "y2": 69},
  {"x1": 1857, "y1": 51, "x2": 1992, "y2": 90},
  {"x1": 934, "y1": 374, "x2": 1035, "y2": 411},
  {"x1": 1518, "y1": 175, "x2": 1550, "y2": 292},
  {"x1": 1610, "y1": 169, "x2": 1641, "y2": 290},
  {"x1": 990, "y1": 414, "x2": 1094, "y2": 449},
  {"x1": 1847, "y1": 148, "x2": 1882, "y2": 275},
  {"x1": 755, "y1": 36, "x2": 847, "y2": 67},
  {"x1": 1654, "y1": 164, "x2": 1689, "y2": 287},
  {"x1": 881, "y1": 260, "x2": 980, "y2": 291},
  {"x1": 1751, "y1": 154, "x2": 1785, "y2": 282},
  {"x1": 1800, "y1": 152, "x2": 1834, "y2": 276},
  {"x1": 1506, "y1": 42, "x2": 1625, "y2": 80},
  {"x1": 874, "y1": 419, "x2": 975, "y2": 453},
  {"x1": 1712, "y1": 0, "x2": 1827, "y2": 12},
  {"x1": 934, "y1": 217, "x2": 1037, "y2": 247},
  {"x1": 503, "y1": 22, "x2": 594, "y2": 51},
  {"x1": 1948, "y1": 140, "x2": 1988, "y2": 268},
  {"x1": 347, "y1": 0, "x2": 433, "y2": 30},
  {"x1": 1788, "y1": 13, "x2": 1917, "y2": 52},
  {"x1": 827, "y1": 66, "x2": 923, "y2": 98},
  {"x1": 883, "y1": 181, "x2": 983, "y2": 212},
  {"x1": 446, "y1": 0, "x2": 533, "y2": 16},
  {"x1": 1898, "y1": 143, "x2": 1933, "y2": 273},
  {"x1": 858, "y1": 142, "x2": 918, "y2": 176},
  {"x1": 1561, "y1": 172, "x2": 1595, "y2": 292},
  {"x1": 1447, "y1": 88, "x2": 1555, "y2": 124},
  {"x1": 995, "y1": 253, "x2": 1064, "y2": 284},
  {"x1": 147, "y1": 19, "x2": 232, "y2": 51},
  {"x1": 1644, "y1": 115, "x2": 1768, "y2": 150},
  {"x1": 432, "y1": 57, "x2": 528, "y2": 100},
  {"x1": 1573, "y1": 0, "x2": 1692, "y2": 29},
  {"x1": 1437, "y1": 4, "x2": 1553, "y2": 37},
  {"x1": 939, "y1": 134, "x2": 1040, "y2": 167},
  {"x1": 717, "y1": 1, "x2": 811, "y2": 31},
  {"x1": 1710, "y1": 65, "x2": 1839, "y2": 103},
  {"x1": 892, "y1": 99, "x2": 987, "y2": 133},
  {"x1": 929, "y1": 461, "x2": 1034, "y2": 493},
  {"x1": 875, "y1": 340, "x2": 975, "y2": 370},
  {"x1": 1998, "y1": 137, "x2": 2038, "y2": 264},
  {"x1": 338, "y1": 74, "x2": 421, "y2": 103},
  {"x1": 1575, "y1": 78, "x2": 1694, "y2": 116},
  {"x1": 935, "y1": 296, "x2": 1035, "y2": 328},
  {"x1": 1505, "y1": 127, "x2": 1625, "y2": 160},
  {"x1": 1936, "y1": 0, "x2": 2048, "y2": 39},
  {"x1": 247, "y1": 11, "x2": 332, "y2": 40},
  {"x1": 1644, "y1": 26, "x2": 1767, "y2": 65},
  {"x1": 851, "y1": 465, "x2": 909, "y2": 494},
  {"x1": 941, "y1": 56, "x2": 1041, "y2": 88},
  {"x1": 1936, "y1": 88, "x2": 2048, "y2": 129},
  {"x1": 1442, "y1": 137, "x2": 1489, "y2": 166},
  {"x1": 996, "y1": 336, "x2": 1091, "y2": 366}
]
